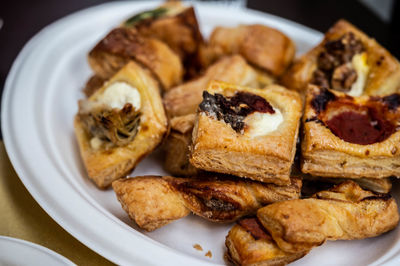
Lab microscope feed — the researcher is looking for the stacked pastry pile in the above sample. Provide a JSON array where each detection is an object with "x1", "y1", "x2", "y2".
[{"x1": 73, "y1": 2, "x2": 400, "y2": 265}]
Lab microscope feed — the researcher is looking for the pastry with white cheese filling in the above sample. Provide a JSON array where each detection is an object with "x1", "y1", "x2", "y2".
[
  {"x1": 190, "y1": 80, "x2": 302, "y2": 185},
  {"x1": 74, "y1": 61, "x2": 168, "y2": 188}
]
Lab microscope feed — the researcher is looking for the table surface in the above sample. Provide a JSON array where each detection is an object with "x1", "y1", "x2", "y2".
[{"x1": 0, "y1": 0, "x2": 399, "y2": 264}]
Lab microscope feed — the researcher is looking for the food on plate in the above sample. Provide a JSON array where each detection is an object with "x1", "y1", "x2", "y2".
[
  {"x1": 122, "y1": 1, "x2": 203, "y2": 78},
  {"x1": 190, "y1": 80, "x2": 302, "y2": 185},
  {"x1": 83, "y1": 75, "x2": 106, "y2": 97},
  {"x1": 258, "y1": 181, "x2": 399, "y2": 253},
  {"x1": 226, "y1": 181, "x2": 399, "y2": 265},
  {"x1": 281, "y1": 19, "x2": 400, "y2": 96},
  {"x1": 163, "y1": 55, "x2": 273, "y2": 119},
  {"x1": 225, "y1": 218, "x2": 308, "y2": 266},
  {"x1": 302, "y1": 85, "x2": 400, "y2": 179},
  {"x1": 74, "y1": 61, "x2": 167, "y2": 188},
  {"x1": 301, "y1": 175, "x2": 392, "y2": 194},
  {"x1": 88, "y1": 27, "x2": 183, "y2": 91},
  {"x1": 112, "y1": 176, "x2": 302, "y2": 231},
  {"x1": 163, "y1": 114, "x2": 199, "y2": 176},
  {"x1": 199, "y1": 24, "x2": 295, "y2": 77}
]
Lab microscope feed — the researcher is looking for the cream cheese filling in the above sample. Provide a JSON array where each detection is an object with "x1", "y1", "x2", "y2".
[
  {"x1": 97, "y1": 81, "x2": 141, "y2": 111},
  {"x1": 244, "y1": 108, "x2": 283, "y2": 137},
  {"x1": 347, "y1": 52, "x2": 369, "y2": 97}
]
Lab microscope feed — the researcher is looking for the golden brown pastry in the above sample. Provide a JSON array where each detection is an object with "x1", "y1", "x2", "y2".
[
  {"x1": 163, "y1": 114, "x2": 199, "y2": 176},
  {"x1": 199, "y1": 24, "x2": 295, "y2": 76},
  {"x1": 190, "y1": 81, "x2": 302, "y2": 185},
  {"x1": 302, "y1": 85, "x2": 400, "y2": 179},
  {"x1": 122, "y1": 1, "x2": 203, "y2": 78},
  {"x1": 163, "y1": 55, "x2": 272, "y2": 118},
  {"x1": 112, "y1": 176, "x2": 302, "y2": 231},
  {"x1": 74, "y1": 61, "x2": 168, "y2": 188},
  {"x1": 88, "y1": 27, "x2": 183, "y2": 91},
  {"x1": 257, "y1": 181, "x2": 399, "y2": 253},
  {"x1": 281, "y1": 19, "x2": 400, "y2": 96},
  {"x1": 83, "y1": 75, "x2": 106, "y2": 97},
  {"x1": 225, "y1": 218, "x2": 308, "y2": 266}
]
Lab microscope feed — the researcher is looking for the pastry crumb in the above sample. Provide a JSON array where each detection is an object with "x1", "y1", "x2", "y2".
[
  {"x1": 193, "y1": 244, "x2": 203, "y2": 251},
  {"x1": 205, "y1": 250, "x2": 212, "y2": 258}
]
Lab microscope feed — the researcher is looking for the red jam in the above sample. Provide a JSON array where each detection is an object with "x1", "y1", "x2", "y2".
[
  {"x1": 325, "y1": 110, "x2": 395, "y2": 145},
  {"x1": 238, "y1": 218, "x2": 270, "y2": 240}
]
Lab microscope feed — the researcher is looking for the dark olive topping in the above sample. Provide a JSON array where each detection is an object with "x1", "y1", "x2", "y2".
[
  {"x1": 312, "y1": 32, "x2": 364, "y2": 91},
  {"x1": 238, "y1": 217, "x2": 270, "y2": 240},
  {"x1": 202, "y1": 198, "x2": 237, "y2": 212},
  {"x1": 124, "y1": 7, "x2": 168, "y2": 27},
  {"x1": 79, "y1": 102, "x2": 141, "y2": 147},
  {"x1": 311, "y1": 88, "x2": 336, "y2": 113},
  {"x1": 382, "y1": 94, "x2": 400, "y2": 111},
  {"x1": 199, "y1": 91, "x2": 274, "y2": 133}
]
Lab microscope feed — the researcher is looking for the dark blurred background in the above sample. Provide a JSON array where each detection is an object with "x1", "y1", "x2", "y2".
[{"x1": 0, "y1": 0, "x2": 399, "y2": 137}]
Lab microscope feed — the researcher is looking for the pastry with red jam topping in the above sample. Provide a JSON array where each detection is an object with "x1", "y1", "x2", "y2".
[
  {"x1": 282, "y1": 19, "x2": 400, "y2": 97},
  {"x1": 190, "y1": 80, "x2": 302, "y2": 185},
  {"x1": 302, "y1": 85, "x2": 400, "y2": 179}
]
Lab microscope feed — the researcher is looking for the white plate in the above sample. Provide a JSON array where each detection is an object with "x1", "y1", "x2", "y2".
[
  {"x1": 0, "y1": 236, "x2": 75, "y2": 266},
  {"x1": 2, "y1": 1, "x2": 400, "y2": 265}
]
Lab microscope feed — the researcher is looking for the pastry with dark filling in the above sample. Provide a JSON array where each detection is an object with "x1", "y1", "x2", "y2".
[
  {"x1": 122, "y1": 1, "x2": 204, "y2": 78},
  {"x1": 190, "y1": 80, "x2": 302, "y2": 185},
  {"x1": 112, "y1": 176, "x2": 301, "y2": 231},
  {"x1": 199, "y1": 24, "x2": 295, "y2": 77},
  {"x1": 74, "y1": 62, "x2": 168, "y2": 188},
  {"x1": 88, "y1": 26, "x2": 183, "y2": 91},
  {"x1": 281, "y1": 19, "x2": 400, "y2": 96},
  {"x1": 225, "y1": 181, "x2": 399, "y2": 265},
  {"x1": 302, "y1": 85, "x2": 400, "y2": 179}
]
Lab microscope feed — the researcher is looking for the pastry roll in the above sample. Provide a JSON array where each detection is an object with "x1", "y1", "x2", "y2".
[
  {"x1": 122, "y1": 1, "x2": 203, "y2": 77},
  {"x1": 199, "y1": 24, "x2": 295, "y2": 76},
  {"x1": 225, "y1": 218, "x2": 307, "y2": 266},
  {"x1": 302, "y1": 85, "x2": 400, "y2": 179},
  {"x1": 257, "y1": 181, "x2": 399, "y2": 253},
  {"x1": 190, "y1": 81, "x2": 302, "y2": 185},
  {"x1": 112, "y1": 176, "x2": 302, "y2": 231},
  {"x1": 281, "y1": 19, "x2": 400, "y2": 96},
  {"x1": 74, "y1": 61, "x2": 168, "y2": 188},
  {"x1": 88, "y1": 27, "x2": 183, "y2": 90},
  {"x1": 163, "y1": 55, "x2": 273, "y2": 118}
]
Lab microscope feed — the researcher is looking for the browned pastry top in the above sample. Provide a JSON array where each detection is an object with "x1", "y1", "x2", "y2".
[{"x1": 309, "y1": 88, "x2": 400, "y2": 145}]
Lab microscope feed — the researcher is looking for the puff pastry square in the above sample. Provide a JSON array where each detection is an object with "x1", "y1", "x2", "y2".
[
  {"x1": 74, "y1": 61, "x2": 168, "y2": 188},
  {"x1": 302, "y1": 85, "x2": 400, "y2": 179},
  {"x1": 190, "y1": 81, "x2": 302, "y2": 185},
  {"x1": 282, "y1": 19, "x2": 400, "y2": 96}
]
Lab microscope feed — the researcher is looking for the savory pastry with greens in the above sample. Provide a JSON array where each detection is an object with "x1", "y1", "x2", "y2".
[{"x1": 74, "y1": 61, "x2": 167, "y2": 188}]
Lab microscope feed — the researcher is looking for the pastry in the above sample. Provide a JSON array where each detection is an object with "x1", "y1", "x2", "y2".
[
  {"x1": 74, "y1": 61, "x2": 168, "y2": 188},
  {"x1": 302, "y1": 85, "x2": 400, "y2": 179},
  {"x1": 225, "y1": 218, "x2": 307, "y2": 266},
  {"x1": 163, "y1": 55, "x2": 273, "y2": 118},
  {"x1": 122, "y1": 1, "x2": 204, "y2": 78},
  {"x1": 225, "y1": 181, "x2": 399, "y2": 265},
  {"x1": 112, "y1": 175, "x2": 302, "y2": 231},
  {"x1": 257, "y1": 181, "x2": 399, "y2": 253},
  {"x1": 163, "y1": 114, "x2": 199, "y2": 176},
  {"x1": 88, "y1": 27, "x2": 183, "y2": 91},
  {"x1": 190, "y1": 80, "x2": 302, "y2": 185},
  {"x1": 199, "y1": 24, "x2": 295, "y2": 76},
  {"x1": 281, "y1": 19, "x2": 400, "y2": 96}
]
